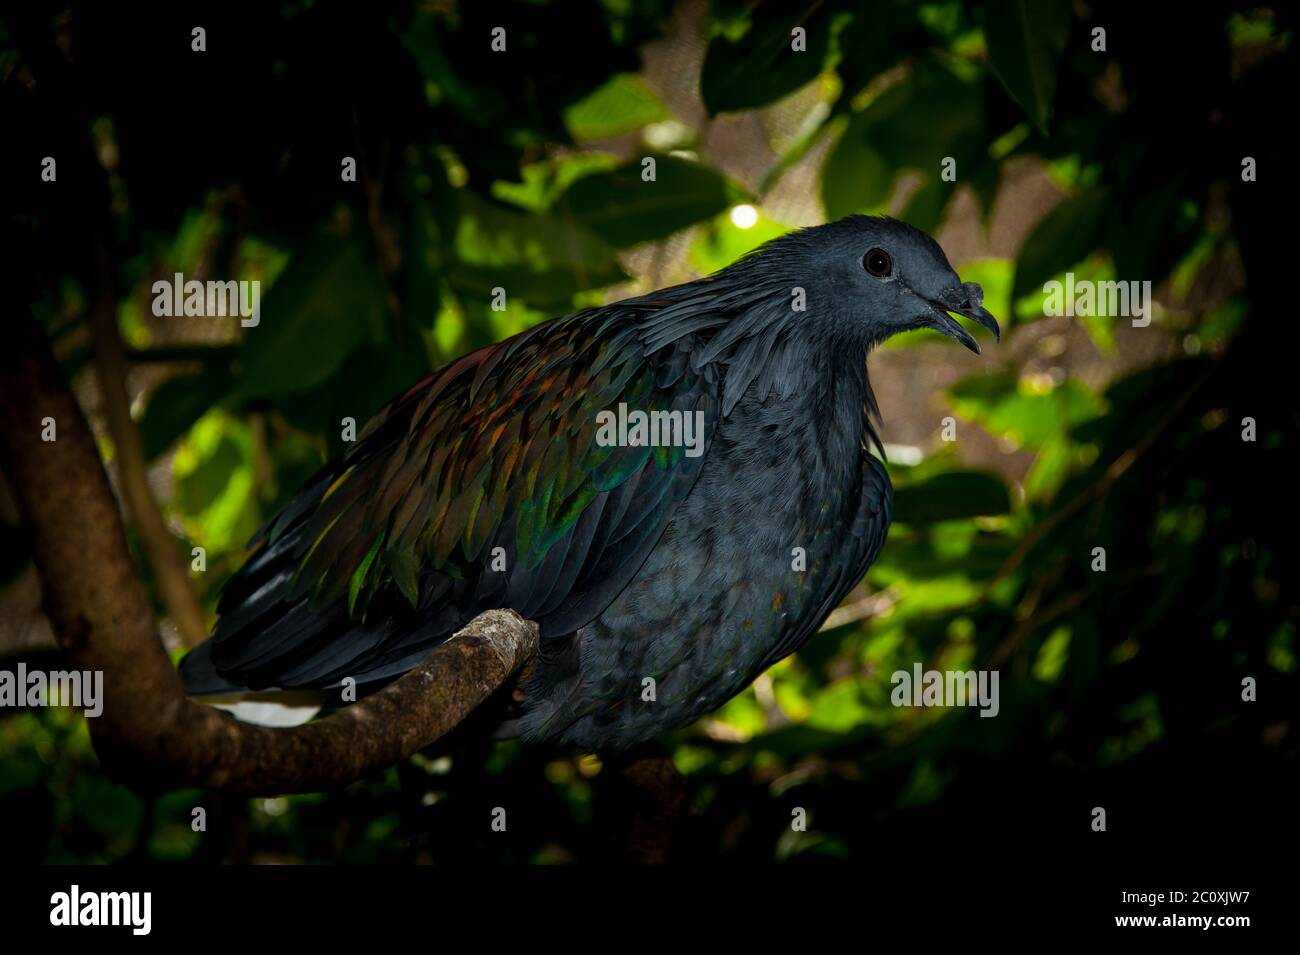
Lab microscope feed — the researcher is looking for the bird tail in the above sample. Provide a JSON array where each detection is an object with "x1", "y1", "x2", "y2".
[
  {"x1": 203, "y1": 694, "x2": 325, "y2": 727},
  {"x1": 177, "y1": 639, "x2": 242, "y2": 694},
  {"x1": 180, "y1": 639, "x2": 324, "y2": 727}
]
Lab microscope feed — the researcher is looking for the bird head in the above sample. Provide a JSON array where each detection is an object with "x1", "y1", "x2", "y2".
[{"x1": 760, "y1": 215, "x2": 1001, "y2": 353}]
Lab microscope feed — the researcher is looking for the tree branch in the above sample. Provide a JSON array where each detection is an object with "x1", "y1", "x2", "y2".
[
  {"x1": 818, "y1": 586, "x2": 899, "y2": 631},
  {"x1": 0, "y1": 309, "x2": 537, "y2": 796},
  {"x1": 87, "y1": 241, "x2": 209, "y2": 648}
]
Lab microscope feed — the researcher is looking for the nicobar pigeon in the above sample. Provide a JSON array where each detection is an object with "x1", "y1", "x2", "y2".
[{"x1": 181, "y1": 216, "x2": 999, "y2": 750}]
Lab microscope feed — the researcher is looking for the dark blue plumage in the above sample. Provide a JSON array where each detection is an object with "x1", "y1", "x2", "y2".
[{"x1": 180, "y1": 215, "x2": 998, "y2": 750}]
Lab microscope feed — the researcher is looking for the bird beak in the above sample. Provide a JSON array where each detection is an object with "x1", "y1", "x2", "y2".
[{"x1": 924, "y1": 282, "x2": 1000, "y2": 354}]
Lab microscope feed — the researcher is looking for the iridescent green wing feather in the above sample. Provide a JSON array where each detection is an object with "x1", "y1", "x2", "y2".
[{"x1": 213, "y1": 303, "x2": 719, "y2": 690}]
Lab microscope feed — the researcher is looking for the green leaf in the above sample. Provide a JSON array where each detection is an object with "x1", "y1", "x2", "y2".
[
  {"x1": 1032, "y1": 625, "x2": 1072, "y2": 682},
  {"x1": 871, "y1": 535, "x2": 1013, "y2": 587},
  {"x1": 951, "y1": 258, "x2": 1013, "y2": 330},
  {"x1": 233, "y1": 234, "x2": 388, "y2": 402},
  {"x1": 449, "y1": 190, "x2": 626, "y2": 305},
  {"x1": 821, "y1": 60, "x2": 984, "y2": 221},
  {"x1": 73, "y1": 774, "x2": 143, "y2": 838},
  {"x1": 821, "y1": 115, "x2": 894, "y2": 220},
  {"x1": 399, "y1": 13, "x2": 478, "y2": 114},
  {"x1": 688, "y1": 211, "x2": 792, "y2": 274},
  {"x1": 1012, "y1": 188, "x2": 1108, "y2": 303},
  {"x1": 859, "y1": 61, "x2": 985, "y2": 171},
  {"x1": 1108, "y1": 177, "x2": 1197, "y2": 286},
  {"x1": 899, "y1": 175, "x2": 949, "y2": 233},
  {"x1": 892, "y1": 471, "x2": 1012, "y2": 524},
  {"x1": 138, "y1": 365, "x2": 235, "y2": 460},
  {"x1": 833, "y1": 1, "x2": 922, "y2": 105},
  {"x1": 490, "y1": 155, "x2": 622, "y2": 214},
  {"x1": 805, "y1": 680, "x2": 874, "y2": 733},
  {"x1": 1022, "y1": 437, "x2": 1073, "y2": 500},
  {"x1": 700, "y1": 5, "x2": 833, "y2": 115},
  {"x1": 277, "y1": 343, "x2": 430, "y2": 455},
  {"x1": 404, "y1": 180, "x2": 455, "y2": 329},
  {"x1": 968, "y1": 155, "x2": 1003, "y2": 223},
  {"x1": 564, "y1": 73, "x2": 669, "y2": 142},
  {"x1": 172, "y1": 412, "x2": 262, "y2": 552},
  {"x1": 949, "y1": 373, "x2": 1103, "y2": 450},
  {"x1": 560, "y1": 155, "x2": 746, "y2": 248},
  {"x1": 983, "y1": 0, "x2": 1072, "y2": 133}
]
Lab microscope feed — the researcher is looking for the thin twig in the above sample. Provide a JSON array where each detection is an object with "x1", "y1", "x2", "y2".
[{"x1": 819, "y1": 586, "x2": 899, "y2": 631}]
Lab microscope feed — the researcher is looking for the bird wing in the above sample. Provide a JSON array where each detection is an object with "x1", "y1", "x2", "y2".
[{"x1": 192, "y1": 306, "x2": 720, "y2": 692}]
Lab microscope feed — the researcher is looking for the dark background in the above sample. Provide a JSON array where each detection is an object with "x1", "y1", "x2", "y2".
[{"x1": 1, "y1": 0, "x2": 1295, "y2": 865}]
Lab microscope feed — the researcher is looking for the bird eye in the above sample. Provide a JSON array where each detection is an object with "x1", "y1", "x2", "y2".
[{"x1": 863, "y1": 247, "x2": 893, "y2": 278}]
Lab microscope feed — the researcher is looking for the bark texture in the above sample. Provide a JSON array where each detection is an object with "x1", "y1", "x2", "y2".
[{"x1": 0, "y1": 310, "x2": 538, "y2": 796}]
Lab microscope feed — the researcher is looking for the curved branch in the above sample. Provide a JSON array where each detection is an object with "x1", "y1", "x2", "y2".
[
  {"x1": 87, "y1": 241, "x2": 209, "y2": 648},
  {"x1": 0, "y1": 309, "x2": 537, "y2": 796}
]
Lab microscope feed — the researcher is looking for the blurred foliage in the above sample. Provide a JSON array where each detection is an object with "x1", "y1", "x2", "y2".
[{"x1": 1, "y1": 0, "x2": 1295, "y2": 863}]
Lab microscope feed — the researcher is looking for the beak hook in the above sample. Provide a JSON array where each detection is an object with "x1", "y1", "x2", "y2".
[{"x1": 925, "y1": 281, "x2": 1001, "y2": 349}]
